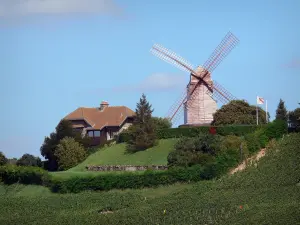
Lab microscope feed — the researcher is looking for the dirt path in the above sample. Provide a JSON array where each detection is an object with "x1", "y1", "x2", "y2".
[{"x1": 229, "y1": 148, "x2": 266, "y2": 175}]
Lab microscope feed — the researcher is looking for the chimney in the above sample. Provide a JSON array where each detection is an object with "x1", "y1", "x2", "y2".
[{"x1": 100, "y1": 100, "x2": 109, "y2": 111}]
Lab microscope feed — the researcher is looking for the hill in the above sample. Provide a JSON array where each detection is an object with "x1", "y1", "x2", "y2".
[
  {"x1": 68, "y1": 138, "x2": 177, "y2": 172},
  {"x1": 0, "y1": 134, "x2": 299, "y2": 224}
]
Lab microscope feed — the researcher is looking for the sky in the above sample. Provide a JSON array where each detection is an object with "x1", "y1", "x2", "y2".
[{"x1": 0, "y1": 0, "x2": 299, "y2": 158}]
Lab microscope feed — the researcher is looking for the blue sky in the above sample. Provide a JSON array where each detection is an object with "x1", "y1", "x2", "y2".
[{"x1": 0, "y1": 0, "x2": 299, "y2": 158}]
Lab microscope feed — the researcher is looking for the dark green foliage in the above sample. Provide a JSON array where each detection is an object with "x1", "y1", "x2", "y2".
[
  {"x1": 167, "y1": 134, "x2": 221, "y2": 167},
  {"x1": 16, "y1": 154, "x2": 42, "y2": 167},
  {"x1": 265, "y1": 119, "x2": 288, "y2": 140},
  {"x1": 212, "y1": 100, "x2": 268, "y2": 125},
  {"x1": 118, "y1": 125, "x2": 261, "y2": 143},
  {"x1": 54, "y1": 137, "x2": 87, "y2": 171},
  {"x1": 126, "y1": 94, "x2": 157, "y2": 152},
  {"x1": 244, "y1": 133, "x2": 261, "y2": 154},
  {"x1": 0, "y1": 152, "x2": 8, "y2": 166},
  {"x1": 254, "y1": 128, "x2": 269, "y2": 148},
  {"x1": 220, "y1": 135, "x2": 249, "y2": 160},
  {"x1": 288, "y1": 107, "x2": 300, "y2": 132},
  {"x1": 156, "y1": 125, "x2": 260, "y2": 140},
  {"x1": 200, "y1": 151, "x2": 241, "y2": 179},
  {"x1": 0, "y1": 165, "x2": 49, "y2": 185},
  {"x1": 152, "y1": 117, "x2": 172, "y2": 130},
  {"x1": 49, "y1": 166, "x2": 203, "y2": 193},
  {"x1": 40, "y1": 119, "x2": 91, "y2": 171},
  {"x1": 275, "y1": 98, "x2": 288, "y2": 122}
]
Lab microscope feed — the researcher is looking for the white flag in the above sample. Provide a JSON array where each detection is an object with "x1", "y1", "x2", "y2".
[{"x1": 257, "y1": 96, "x2": 264, "y2": 105}]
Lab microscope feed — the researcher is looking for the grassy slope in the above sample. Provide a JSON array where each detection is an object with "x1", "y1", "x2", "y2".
[
  {"x1": 1, "y1": 134, "x2": 300, "y2": 224},
  {"x1": 69, "y1": 138, "x2": 177, "y2": 172}
]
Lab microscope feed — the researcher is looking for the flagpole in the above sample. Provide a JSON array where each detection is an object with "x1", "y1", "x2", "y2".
[
  {"x1": 266, "y1": 100, "x2": 268, "y2": 123},
  {"x1": 256, "y1": 96, "x2": 258, "y2": 125}
]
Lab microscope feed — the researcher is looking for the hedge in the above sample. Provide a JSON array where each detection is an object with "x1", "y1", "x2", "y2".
[
  {"x1": 0, "y1": 157, "x2": 237, "y2": 194},
  {"x1": 0, "y1": 165, "x2": 49, "y2": 185},
  {"x1": 49, "y1": 166, "x2": 204, "y2": 193},
  {"x1": 118, "y1": 125, "x2": 264, "y2": 143}
]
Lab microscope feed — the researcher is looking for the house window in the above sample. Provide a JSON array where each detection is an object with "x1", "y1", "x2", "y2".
[
  {"x1": 87, "y1": 130, "x2": 101, "y2": 137},
  {"x1": 88, "y1": 131, "x2": 94, "y2": 137},
  {"x1": 94, "y1": 130, "x2": 100, "y2": 137}
]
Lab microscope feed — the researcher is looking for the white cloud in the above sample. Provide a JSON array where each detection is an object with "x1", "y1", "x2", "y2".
[
  {"x1": 0, "y1": 0, "x2": 123, "y2": 17},
  {"x1": 112, "y1": 73, "x2": 187, "y2": 92}
]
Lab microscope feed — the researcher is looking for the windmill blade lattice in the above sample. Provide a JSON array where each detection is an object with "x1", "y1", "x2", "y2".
[
  {"x1": 203, "y1": 32, "x2": 239, "y2": 74},
  {"x1": 150, "y1": 44, "x2": 196, "y2": 74},
  {"x1": 211, "y1": 80, "x2": 236, "y2": 104}
]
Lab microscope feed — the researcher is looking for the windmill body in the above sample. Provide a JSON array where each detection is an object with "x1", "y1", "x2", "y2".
[
  {"x1": 150, "y1": 32, "x2": 239, "y2": 127},
  {"x1": 184, "y1": 66, "x2": 217, "y2": 125}
]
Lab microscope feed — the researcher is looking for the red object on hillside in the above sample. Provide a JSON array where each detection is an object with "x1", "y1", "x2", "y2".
[{"x1": 209, "y1": 127, "x2": 217, "y2": 135}]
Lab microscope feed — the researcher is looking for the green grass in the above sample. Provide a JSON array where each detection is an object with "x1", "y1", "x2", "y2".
[
  {"x1": 68, "y1": 138, "x2": 177, "y2": 172},
  {"x1": 1, "y1": 134, "x2": 299, "y2": 224}
]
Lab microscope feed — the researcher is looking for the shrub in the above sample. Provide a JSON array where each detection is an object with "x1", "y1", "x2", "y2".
[
  {"x1": 220, "y1": 135, "x2": 249, "y2": 161},
  {"x1": 167, "y1": 134, "x2": 221, "y2": 167},
  {"x1": 265, "y1": 119, "x2": 288, "y2": 140},
  {"x1": 16, "y1": 154, "x2": 42, "y2": 167},
  {"x1": 200, "y1": 150, "x2": 241, "y2": 179},
  {"x1": 54, "y1": 137, "x2": 87, "y2": 171},
  {"x1": 152, "y1": 117, "x2": 172, "y2": 130},
  {"x1": 254, "y1": 128, "x2": 269, "y2": 148},
  {"x1": 116, "y1": 131, "x2": 131, "y2": 143},
  {"x1": 0, "y1": 152, "x2": 8, "y2": 166},
  {"x1": 0, "y1": 165, "x2": 49, "y2": 185},
  {"x1": 244, "y1": 133, "x2": 261, "y2": 154}
]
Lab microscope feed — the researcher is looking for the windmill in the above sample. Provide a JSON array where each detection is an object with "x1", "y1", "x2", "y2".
[{"x1": 150, "y1": 31, "x2": 239, "y2": 127}]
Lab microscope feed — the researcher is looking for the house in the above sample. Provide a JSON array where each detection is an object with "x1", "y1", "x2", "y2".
[{"x1": 64, "y1": 101, "x2": 135, "y2": 146}]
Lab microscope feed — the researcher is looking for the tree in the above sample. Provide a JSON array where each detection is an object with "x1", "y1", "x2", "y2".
[
  {"x1": 16, "y1": 154, "x2": 42, "y2": 167},
  {"x1": 54, "y1": 137, "x2": 87, "y2": 171},
  {"x1": 40, "y1": 119, "x2": 91, "y2": 171},
  {"x1": 288, "y1": 108, "x2": 300, "y2": 131},
  {"x1": 212, "y1": 100, "x2": 269, "y2": 125},
  {"x1": 0, "y1": 151, "x2": 8, "y2": 166},
  {"x1": 126, "y1": 93, "x2": 157, "y2": 152},
  {"x1": 275, "y1": 99, "x2": 288, "y2": 122},
  {"x1": 152, "y1": 117, "x2": 172, "y2": 130}
]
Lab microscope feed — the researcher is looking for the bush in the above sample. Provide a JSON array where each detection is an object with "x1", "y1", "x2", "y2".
[
  {"x1": 220, "y1": 135, "x2": 249, "y2": 161},
  {"x1": 116, "y1": 131, "x2": 131, "y2": 143},
  {"x1": 54, "y1": 137, "x2": 87, "y2": 171},
  {"x1": 16, "y1": 154, "x2": 42, "y2": 167},
  {"x1": 244, "y1": 133, "x2": 261, "y2": 154},
  {"x1": 167, "y1": 134, "x2": 221, "y2": 167},
  {"x1": 0, "y1": 165, "x2": 49, "y2": 185},
  {"x1": 152, "y1": 117, "x2": 172, "y2": 130},
  {"x1": 0, "y1": 152, "x2": 8, "y2": 166},
  {"x1": 254, "y1": 128, "x2": 269, "y2": 148},
  {"x1": 265, "y1": 119, "x2": 288, "y2": 140}
]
